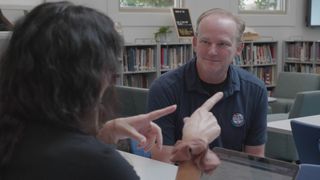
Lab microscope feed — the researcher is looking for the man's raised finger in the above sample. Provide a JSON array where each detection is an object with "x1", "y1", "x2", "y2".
[{"x1": 200, "y1": 92, "x2": 224, "y2": 111}]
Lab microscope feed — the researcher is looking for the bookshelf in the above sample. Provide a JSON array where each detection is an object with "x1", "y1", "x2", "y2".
[
  {"x1": 283, "y1": 40, "x2": 320, "y2": 74},
  {"x1": 119, "y1": 41, "x2": 279, "y2": 91},
  {"x1": 159, "y1": 43, "x2": 193, "y2": 74},
  {"x1": 119, "y1": 42, "x2": 193, "y2": 88},
  {"x1": 234, "y1": 40, "x2": 278, "y2": 91},
  {"x1": 121, "y1": 43, "x2": 157, "y2": 88}
]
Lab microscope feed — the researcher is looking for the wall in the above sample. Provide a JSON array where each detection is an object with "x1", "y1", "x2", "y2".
[
  {"x1": 105, "y1": 0, "x2": 320, "y2": 72},
  {"x1": 1, "y1": 0, "x2": 320, "y2": 70},
  {"x1": 3, "y1": 0, "x2": 320, "y2": 42},
  {"x1": 104, "y1": 0, "x2": 320, "y2": 42}
]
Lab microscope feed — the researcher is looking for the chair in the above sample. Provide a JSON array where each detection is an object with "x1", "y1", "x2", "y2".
[
  {"x1": 266, "y1": 90, "x2": 320, "y2": 162},
  {"x1": 269, "y1": 72, "x2": 320, "y2": 113},
  {"x1": 114, "y1": 85, "x2": 149, "y2": 117},
  {"x1": 295, "y1": 164, "x2": 320, "y2": 180},
  {"x1": 291, "y1": 120, "x2": 320, "y2": 164},
  {"x1": 114, "y1": 85, "x2": 151, "y2": 158},
  {"x1": 268, "y1": 90, "x2": 320, "y2": 121}
]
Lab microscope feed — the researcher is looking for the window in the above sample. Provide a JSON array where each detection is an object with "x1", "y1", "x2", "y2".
[
  {"x1": 238, "y1": 0, "x2": 286, "y2": 14},
  {"x1": 119, "y1": 0, "x2": 183, "y2": 12}
]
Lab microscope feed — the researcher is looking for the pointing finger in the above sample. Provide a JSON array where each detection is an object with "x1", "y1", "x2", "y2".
[
  {"x1": 200, "y1": 92, "x2": 223, "y2": 111},
  {"x1": 122, "y1": 104, "x2": 177, "y2": 123}
]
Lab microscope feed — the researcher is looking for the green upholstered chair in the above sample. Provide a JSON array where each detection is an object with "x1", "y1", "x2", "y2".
[
  {"x1": 266, "y1": 90, "x2": 320, "y2": 162},
  {"x1": 114, "y1": 85, "x2": 149, "y2": 117},
  {"x1": 113, "y1": 85, "x2": 151, "y2": 157},
  {"x1": 269, "y1": 72, "x2": 320, "y2": 114}
]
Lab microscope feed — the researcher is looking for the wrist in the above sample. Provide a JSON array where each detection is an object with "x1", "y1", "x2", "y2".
[{"x1": 182, "y1": 135, "x2": 208, "y2": 145}]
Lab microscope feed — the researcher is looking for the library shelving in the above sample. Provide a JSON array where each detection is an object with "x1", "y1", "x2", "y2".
[
  {"x1": 119, "y1": 41, "x2": 279, "y2": 90},
  {"x1": 283, "y1": 40, "x2": 320, "y2": 74},
  {"x1": 234, "y1": 40, "x2": 278, "y2": 91},
  {"x1": 160, "y1": 43, "x2": 193, "y2": 74},
  {"x1": 119, "y1": 42, "x2": 193, "y2": 88},
  {"x1": 121, "y1": 43, "x2": 157, "y2": 88}
]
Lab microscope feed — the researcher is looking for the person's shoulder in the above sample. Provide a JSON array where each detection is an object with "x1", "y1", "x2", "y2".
[
  {"x1": 8, "y1": 126, "x2": 139, "y2": 180},
  {"x1": 231, "y1": 65, "x2": 266, "y2": 88},
  {"x1": 150, "y1": 60, "x2": 192, "y2": 91},
  {"x1": 51, "y1": 134, "x2": 139, "y2": 179},
  {"x1": 155, "y1": 65, "x2": 185, "y2": 84},
  {"x1": 54, "y1": 133, "x2": 123, "y2": 163},
  {"x1": 68, "y1": 136, "x2": 139, "y2": 179}
]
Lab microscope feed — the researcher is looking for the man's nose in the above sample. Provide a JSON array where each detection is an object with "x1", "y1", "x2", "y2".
[{"x1": 208, "y1": 44, "x2": 218, "y2": 55}]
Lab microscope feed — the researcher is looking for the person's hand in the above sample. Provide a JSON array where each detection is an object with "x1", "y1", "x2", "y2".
[
  {"x1": 182, "y1": 92, "x2": 223, "y2": 144},
  {"x1": 97, "y1": 105, "x2": 176, "y2": 151},
  {"x1": 172, "y1": 92, "x2": 223, "y2": 177}
]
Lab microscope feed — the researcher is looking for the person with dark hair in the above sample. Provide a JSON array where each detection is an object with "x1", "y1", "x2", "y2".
[
  {"x1": 0, "y1": 2, "x2": 179, "y2": 179},
  {"x1": 0, "y1": 1, "x2": 224, "y2": 179},
  {"x1": 149, "y1": 8, "x2": 268, "y2": 163}
]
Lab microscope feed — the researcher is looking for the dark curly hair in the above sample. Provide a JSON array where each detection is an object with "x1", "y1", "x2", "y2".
[{"x1": 0, "y1": 1, "x2": 123, "y2": 172}]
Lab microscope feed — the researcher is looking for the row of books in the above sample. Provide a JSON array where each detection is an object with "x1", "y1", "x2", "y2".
[
  {"x1": 285, "y1": 42, "x2": 314, "y2": 61},
  {"x1": 316, "y1": 66, "x2": 320, "y2": 74},
  {"x1": 123, "y1": 47, "x2": 156, "y2": 72},
  {"x1": 253, "y1": 66, "x2": 276, "y2": 85},
  {"x1": 284, "y1": 63, "x2": 314, "y2": 73},
  {"x1": 317, "y1": 45, "x2": 320, "y2": 61},
  {"x1": 252, "y1": 45, "x2": 276, "y2": 64},
  {"x1": 123, "y1": 74, "x2": 154, "y2": 88},
  {"x1": 160, "y1": 45, "x2": 192, "y2": 70},
  {"x1": 234, "y1": 44, "x2": 276, "y2": 66}
]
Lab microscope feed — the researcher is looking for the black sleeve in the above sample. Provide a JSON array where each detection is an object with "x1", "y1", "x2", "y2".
[
  {"x1": 62, "y1": 145, "x2": 140, "y2": 180},
  {"x1": 46, "y1": 143, "x2": 140, "y2": 180}
]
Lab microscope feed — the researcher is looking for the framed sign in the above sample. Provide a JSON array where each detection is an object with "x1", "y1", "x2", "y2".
[{"x1": 171, "y1": 8, "x2": 194, "y2": 38}]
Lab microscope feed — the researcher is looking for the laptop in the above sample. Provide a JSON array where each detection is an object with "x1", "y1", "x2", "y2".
[{"x1": 201, "y1": 147, "x2": 299, "y2": 180}]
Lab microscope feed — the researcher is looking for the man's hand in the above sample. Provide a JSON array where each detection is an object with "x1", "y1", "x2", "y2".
[{"x1": 182, "y1": 92, "x2": 223, "y2": 144}]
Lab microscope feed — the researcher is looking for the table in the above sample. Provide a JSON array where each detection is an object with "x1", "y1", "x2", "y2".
[
  {"x1": 119, "y1": 151, "x2": 177, "y2": 180},
  {"x1": 268, "y1": 97, "x2": 277, "y2": 103},
  {"x1": 267, "y1": 114, "x2": 320, "y2": 135}
]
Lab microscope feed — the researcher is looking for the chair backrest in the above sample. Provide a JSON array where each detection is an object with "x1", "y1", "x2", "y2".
[
  {"x1": 288, "y1": 90, "x2": 320, "y2": 119},
  {"x1": 114, "y1": 85, "x2": 149, "y2": 116},
  {"x1": 295, "y1": 164, "x2": 320, "y2": 180},
  {"x1": 291, "y1": 120, "x2": 320, "y2": 164},
  {"x1": 114, "y1": 85, "x2": 151, "y2": 158},
  {"x1": 272, "y1": 72, "x2": 320, "y2": 99}
]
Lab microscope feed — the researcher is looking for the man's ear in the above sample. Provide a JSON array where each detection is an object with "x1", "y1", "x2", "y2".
[
  {"x1": 235, "y1": 42, "x2": 244, "y2": 56},
  {"x1": 192, "y1": 36, "x2": 197, "y2": 47},
  {"x1": 192, "y1": 36, "x2": 198, "y2": 55}
]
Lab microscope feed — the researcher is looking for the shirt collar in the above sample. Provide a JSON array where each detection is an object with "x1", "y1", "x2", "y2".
[{"x1": 184, "y1": 58, "x2": 240, "y2": 98}]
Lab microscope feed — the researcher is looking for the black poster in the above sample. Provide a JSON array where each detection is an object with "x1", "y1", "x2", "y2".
[{"x1": 172, "y1": 8, "x2": 194, "y2": 38}]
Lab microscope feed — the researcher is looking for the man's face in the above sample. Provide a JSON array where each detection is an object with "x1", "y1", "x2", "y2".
[{"x1": 193, "y1": 15, "x2": 243, "y2": 82}]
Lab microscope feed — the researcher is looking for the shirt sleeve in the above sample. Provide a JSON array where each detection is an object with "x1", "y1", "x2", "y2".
[{"x1": 245, "y1": 85, "x2": 268, "y2": 146}]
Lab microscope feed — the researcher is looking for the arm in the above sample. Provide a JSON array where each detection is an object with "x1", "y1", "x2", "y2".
[
  {"x1": 97, "y1": 105, "x2": 176, "y2": 151},
  {"x1": 174, "y1": 92, "x2": 223, "y2": 180},
  {"x1": 245, "y1": 144, "x2": 265, "y2": 157},
  {"x1": 244, "y1": 85, "x2": 268, "y2": 157},
  {"x1": 151, "y1": 145, "x2": 174, "y2": 163}
]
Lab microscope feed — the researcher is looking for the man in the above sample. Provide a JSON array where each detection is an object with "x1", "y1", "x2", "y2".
[{"x1": 148, "y1": 8, "x2": 268, "y2": 163}]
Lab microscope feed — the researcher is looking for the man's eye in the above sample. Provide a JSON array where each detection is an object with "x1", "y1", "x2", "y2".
[
  {"x1": 200, "y1": 40, "x2": 210, "y2": 45},
  {"x1": 218, "y1": 43, "x2": 229, "y2": 47}
]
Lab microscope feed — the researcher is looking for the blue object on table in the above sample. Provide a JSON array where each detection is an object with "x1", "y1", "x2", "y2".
[
  {"x1": 129, "y1": 139, "x2": 151, "y2": 158},
  {"x1": 291, "y1": 120, "x2": 320, "y2": 164},
  {"x1": 295, "y1": 164, "x2": 320, "y2": 180}
]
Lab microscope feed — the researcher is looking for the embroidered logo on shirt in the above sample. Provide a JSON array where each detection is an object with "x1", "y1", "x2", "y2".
[{"x1": 231, "y1": 113, "x2": 245, "y2": 127}]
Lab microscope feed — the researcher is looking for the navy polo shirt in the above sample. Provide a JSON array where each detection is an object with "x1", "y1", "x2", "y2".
[{"x1": 147, "y1": 58, "x2": 268, "y2": 151}]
